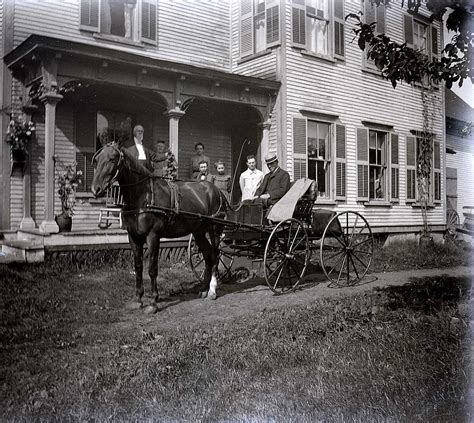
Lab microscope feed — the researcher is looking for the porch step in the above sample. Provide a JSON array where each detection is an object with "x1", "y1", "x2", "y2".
[{"x1": 1, "y1": 240, "x2": 45, "y2": 263}]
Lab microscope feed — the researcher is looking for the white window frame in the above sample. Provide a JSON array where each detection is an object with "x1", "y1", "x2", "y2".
[{"x1": 307, "y1": 119, "x2": 332, "y2": 199}]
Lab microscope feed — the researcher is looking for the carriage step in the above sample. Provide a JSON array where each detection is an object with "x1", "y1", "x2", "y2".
[{"x1": 1, "y1": 240, "x2": 45, "y2": 263}]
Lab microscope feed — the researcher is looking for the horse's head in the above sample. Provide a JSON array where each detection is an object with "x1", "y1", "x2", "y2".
[{"x1": 91, "y1": 142, "x2": 123, "y2": 197}]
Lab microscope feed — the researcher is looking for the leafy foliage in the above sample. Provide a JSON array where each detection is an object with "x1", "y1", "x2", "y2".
[
  {"x1": 56, "y1": 162, "x2": 83, "y2": 217},
  {"x1": 4, "y1": 117, "x2": 35, "y2": 152},
  {"x1": 347, "y1": 0, "x2": 473, "y2": 88}
]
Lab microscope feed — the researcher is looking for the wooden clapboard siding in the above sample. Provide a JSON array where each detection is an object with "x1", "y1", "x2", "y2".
[
  {"x1": 283, "y1": 1, "x2": 445, "y2": 229},
  {"x1": 11, "y1": 0, "x2": 231, "y2": 72},
  {"x1": 157, "y1": 0, "x2": 230, "y2": 70}
]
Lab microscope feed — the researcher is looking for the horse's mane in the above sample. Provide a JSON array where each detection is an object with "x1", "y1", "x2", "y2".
[{"x1": 120, "y1": 147, "x2": 154, "y2": 177}]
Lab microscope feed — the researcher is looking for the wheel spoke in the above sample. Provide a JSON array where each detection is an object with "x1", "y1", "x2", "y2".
[
  {"x1": 273, "y1": 263, "x2": 286, "y2": 289},
  {"x1": 327, "y1": 251, "x2": 346, "y2": 277},
  {"x1": 351, "y1": 251, "x2": 369, "y2": 270},
  {"x1": 352, "y1": 248, "x2": 373, "y2": 255},
  {"x1": 323, "y1": 248, "x2": 345, "y2": 262},
  {"x1": 336, "y1": 254, "x2": 347, "y2": 284},
  {"x1": 351, "y1": 235, "x2": 372, "y2": 249},
  {"x1": 267, "y1": 259, "x2": 285, "y2": 279},
  {"x1": 348, "y1": 252, "x2": 360, "y2": 280},
  {"x1": 349, "y1": 215, "x2": 359, "y2": 246}
]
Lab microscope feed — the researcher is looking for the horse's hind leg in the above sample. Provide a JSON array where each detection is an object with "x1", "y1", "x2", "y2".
[
  {"x1": 144, "y1": 233, "x2": 160, "y2": 314},
  {"x1": 127, "y1": 234, "x2": 145, "y2": 310},
  {"x1": 194, "y1": 230, "x2": 219, "y2": 301}
]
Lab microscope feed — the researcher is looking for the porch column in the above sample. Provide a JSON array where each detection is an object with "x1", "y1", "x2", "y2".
[
  {"x1": 39, "y1": 87, "x2": 63, "y2": 234},
  {"x1": 20, "y1": 104, "x2": 39, "y2": 230},
  {"x1": 165, "y1": 107, "x2": 185, "y2": 163},
  {"x1": 258, "y1": 119, "x2": 272, "y2": 171}
]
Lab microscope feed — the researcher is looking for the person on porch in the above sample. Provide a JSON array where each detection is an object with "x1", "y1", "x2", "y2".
[
  {"x1": 126, "y1": 125, "x2": 159, "y2": 172},
  {"x1": 196, "y1": 161, "x2": 213, "y2": 182},
  {"x1": 239, "y1": 154, "x2": 264, "y2": 202},
  {"x1": 251, "y1": 153, "x2": 290, "y2": 207},
  {"x1": 189, "y1": 142, "x2": 210, "y2": 179},
  {"x1": 212, "y1": 160, "x2": 232, "y2": 202}
]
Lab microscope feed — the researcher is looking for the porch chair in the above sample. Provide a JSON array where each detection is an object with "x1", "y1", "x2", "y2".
[{"x1": 98, "y1": 182, "x2": 124, "y2": 229}]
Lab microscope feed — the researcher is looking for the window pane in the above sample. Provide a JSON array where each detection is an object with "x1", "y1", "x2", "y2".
[
  {"x1": 307, "y1": 0, "x2": 329, "y2": 55},
  {"x1": 317, "y1": 160, "x2": 326, "y2": 195},
  {"x1": 255, "y1": 15, "x2": 266, "y2": 52}
]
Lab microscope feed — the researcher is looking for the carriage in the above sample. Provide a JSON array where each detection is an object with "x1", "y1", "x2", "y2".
[
  {"x1": 91, "y1": 143, "x2": 374, "y2": 311},
  {"x1": 188, "y1": 178, "x2": 374, "y2": 295}
]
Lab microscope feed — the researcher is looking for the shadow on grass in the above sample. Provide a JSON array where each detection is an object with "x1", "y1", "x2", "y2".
[{"x1": 374, "y1": 274, "x2": 472, "y2": 313}]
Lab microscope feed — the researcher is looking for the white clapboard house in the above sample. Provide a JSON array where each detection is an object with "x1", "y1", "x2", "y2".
[{"x1": 0, "y1": 0, "x2": 445, "y2": 248}]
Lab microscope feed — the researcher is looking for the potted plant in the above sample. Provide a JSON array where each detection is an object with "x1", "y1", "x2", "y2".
[
  {"x1": 5, "y1": 116, "x2": 36, "y2": 169},
  {"x1": 55, "y1": 162, "x2": 82, "y2": 232}
]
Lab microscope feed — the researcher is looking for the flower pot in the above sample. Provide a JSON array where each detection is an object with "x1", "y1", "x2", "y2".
[
  {"x1": 11, "y1": 148, "x2": 27, "y2": 163},
  {"x1": 55, "y1": 213, "x2": 72, "y2": 232}
]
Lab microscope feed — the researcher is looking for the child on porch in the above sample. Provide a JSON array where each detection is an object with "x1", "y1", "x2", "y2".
[{"x1": 212, "y1": 160, "x2": 231, "y2": 202}]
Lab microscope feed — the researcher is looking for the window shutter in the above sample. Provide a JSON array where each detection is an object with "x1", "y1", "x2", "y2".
[
  {"x1": 292, "y1": 0, "x2": 306, "y2": 48},
  {"x1": 390, "y1": 133, "x2": 399, "y2": 201},
  {"x1": 141, "y1": 0, "x2": 157, "y2": 44},
  {"x1": 404, "y1": 14, "x2": 414, "y2": 48},
  {"x1": 434, "y1": 140, "x2": 441, "y2": 203},
  {"x1": 356, "y1": 128, "x2": 369, "y2": 202},
  {"x1": 431, "y1": 25, "x2": 439, "y2": 59},
  {"x1": 335, "y1": 124, "x2": 346, "y2": 200},
  {"x1": 293, "y1": 117, "x2": 307, "y2": 180},
  {"x1": 406, "y1": 136, "x2": 416, "y2": 201},
  {"x1": 240, "y1": 0, "x2": 254, "y2": 58},
  {"x1": 376, "y1": 4, "x2": 385, "y2": 34},
  {"x1": 334, "y1": 0, "x2": 345, "y2": 59},
  {"x1": 80, "y1": 0, "x2": 99, "y2": 32},
  {"x1": 266, "y1": 0, "x2": 280, "y2": 48}
]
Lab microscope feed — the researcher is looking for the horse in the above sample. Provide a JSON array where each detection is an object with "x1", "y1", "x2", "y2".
[{"x1": 91, "y1": 142, "x2": 225, "y2": 314}]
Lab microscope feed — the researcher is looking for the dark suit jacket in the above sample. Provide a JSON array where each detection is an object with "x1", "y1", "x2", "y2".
[
  {"x1": 255, "y1": 167, "x2": 291, "y2": 205},
  {"x1": 126, "y1": 144, "x2": 164, "y2": 172}
]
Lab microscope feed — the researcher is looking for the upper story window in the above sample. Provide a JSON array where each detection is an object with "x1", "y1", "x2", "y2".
[
  {"x1": 293, "y1": 117, "x2": 346, "y2": 201},
  {"x1": 404, "y1": 13, "x2": 440, "y2": 62},
  {"x1": 80, "y1": 0, "x2": 157, "y2": 45},
  {"x1": 363, "y1": 0, "x2": 385, "y2": 69},
  {"x1": 291, "y1": 0, "x2": 345, "y2": 60},
  {"x1": 240, "y1": 0, "x2": 280, "y2": 59}
]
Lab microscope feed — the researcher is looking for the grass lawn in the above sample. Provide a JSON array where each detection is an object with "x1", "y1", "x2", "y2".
[{"x1": 0, "y1": 240, "x2": 472, "y2": 421}]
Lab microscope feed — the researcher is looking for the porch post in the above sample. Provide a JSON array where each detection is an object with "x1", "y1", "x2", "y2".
[
  {"x1": 258, "y1": 119, "x2": 272, "y2": 171},
  {"x1": 165, "y1": 107, "x2": 185, "y2": 163},
  {"x1": 39, "y1": 86, "x2": 63, "y2": 234},
  {"x1": 20, "y1": 104, "x2": 39, "y2": 230}
]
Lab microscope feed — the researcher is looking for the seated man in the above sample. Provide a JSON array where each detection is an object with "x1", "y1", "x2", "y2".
[{"x1": 252, "y1": 153, "x2": 290, "y2": 207}]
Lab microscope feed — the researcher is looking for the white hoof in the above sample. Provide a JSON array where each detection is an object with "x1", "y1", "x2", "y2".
[
  {"x1": 143, "y1": 304, "x2": 158, "y2": 314},
  {"x1": 206, "y1": 292, "x2": 217, "y2": 301}
]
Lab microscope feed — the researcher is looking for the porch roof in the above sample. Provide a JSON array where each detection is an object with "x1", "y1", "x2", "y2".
[{"x1": 4, "y1": 34, "x2": 281, "y2": 92}]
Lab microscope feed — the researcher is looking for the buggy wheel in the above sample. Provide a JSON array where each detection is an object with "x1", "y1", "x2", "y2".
[
  {"x1": 445, "y1": 208, "x2": 459, "y2": 240},
  {"x1": 264, "y1": 218, "x2": 310, "y2": 295},
  {"x1": 320, "y1": 211, "x2": 373, "y2": 286},
  {"x1": 187, "y1": 234, "x2": 234, "y2": 283}
]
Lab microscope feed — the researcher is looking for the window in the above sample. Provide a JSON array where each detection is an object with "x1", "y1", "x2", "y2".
[
  {"x1": 363, "y1": 1, "x2": 385, "y2": 69},
  {"x1": 240, "y1": 0, "x2": 280, "y2": 58},
  {"x1": 293, "y1": 117, "x2": 346, "y2": 200},
  {"x1": 405, "y1": 135, "x2": 441, "y2": 204},
  {"x1": 404, "y1": 13, "x2": 440, "y2": 82},
  {"x1": 369, "y1": 131, "x2": 386, "y2": 200},
  {"x1": 75, "y1": 108, "x2": 133, "y2": 193},
  {"x1": 357, "y1": 128, "x2": 399, "y2": 203},
  {"x1": 291, "y1": 0, "x2": 345, "y2": 60},
  {"x1": 80, "y1": 0, "x2": 157, "y2": 44},
  {"x1": 308, "y1": 121, "x2": 330, "y2": 198}
]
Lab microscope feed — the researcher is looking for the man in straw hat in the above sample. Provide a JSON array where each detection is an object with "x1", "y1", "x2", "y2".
[{"x1": 252, "y1": 153, "x2": 290, "y2": 207}]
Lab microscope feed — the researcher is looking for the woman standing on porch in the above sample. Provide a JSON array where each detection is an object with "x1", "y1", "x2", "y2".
[{"x1": 189, "y1": 142, "x2": 210, "y2": 180}]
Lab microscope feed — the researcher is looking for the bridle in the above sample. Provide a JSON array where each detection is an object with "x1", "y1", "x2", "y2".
[{"x1": 92, "y1": 142, "x2": 125, "y2": 192}]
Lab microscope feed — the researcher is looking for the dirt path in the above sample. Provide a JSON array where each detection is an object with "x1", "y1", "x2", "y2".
[{"x1": 134, "y1": 265, "x2": 473, "y2": 332}]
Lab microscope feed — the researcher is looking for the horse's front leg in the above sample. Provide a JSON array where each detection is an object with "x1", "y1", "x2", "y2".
[
  {"x1": 127, "y1": 233, "x2": 145, "y2": 310},
  {"x1": 144, "y1": 233, "x2": 160, "y2": 314}
]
